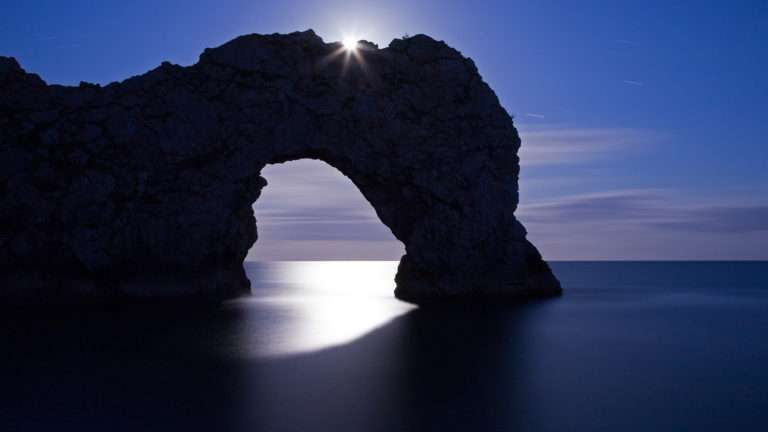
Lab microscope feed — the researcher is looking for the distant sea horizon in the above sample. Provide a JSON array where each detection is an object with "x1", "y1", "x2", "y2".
[{"x1": 245, "y1": 258, "x2": 768, "y2": 262}]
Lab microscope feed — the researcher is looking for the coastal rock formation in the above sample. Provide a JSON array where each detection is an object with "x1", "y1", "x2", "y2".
[{"x1": 0, "y1": 30, "x2": 561, "y2": 304}]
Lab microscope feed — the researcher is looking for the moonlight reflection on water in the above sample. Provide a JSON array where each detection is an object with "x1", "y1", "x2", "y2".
[
  {"x1": 228, "y1": 261, "x2": 414, "y2": 357},
  {"x1": 3, "y1": 262, "x2": 768, "y2": 431}
]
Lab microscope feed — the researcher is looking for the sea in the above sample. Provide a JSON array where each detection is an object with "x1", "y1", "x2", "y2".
[{"x1": 2, "y1": 261, "x2": 768, "y2": 431}]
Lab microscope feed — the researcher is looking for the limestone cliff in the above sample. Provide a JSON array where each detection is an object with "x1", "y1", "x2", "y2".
[{"x1": 0, "y1": 30, "x2": 561, "y2": 304}]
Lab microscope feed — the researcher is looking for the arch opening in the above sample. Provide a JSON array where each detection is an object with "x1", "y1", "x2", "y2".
[{"x1": 246, "y1": 159, "x2": 405, "y2": 262}]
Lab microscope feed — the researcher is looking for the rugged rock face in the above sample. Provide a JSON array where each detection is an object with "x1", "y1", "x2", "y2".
[{"x1": 0, "y1": 30, "x2": 561, "y2": 304}]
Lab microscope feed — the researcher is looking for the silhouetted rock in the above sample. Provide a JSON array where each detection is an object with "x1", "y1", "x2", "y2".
[{"x1": 0, "y1": 30, "x2": 561, "y2": 304}]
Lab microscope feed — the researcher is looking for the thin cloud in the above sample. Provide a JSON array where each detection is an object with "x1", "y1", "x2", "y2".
[
  {"x1": 519, "y1": 191, "x2": 663, "y2": 224},
  {"x1": 623, "y1": 80, "x2": 644, "y2": 86},
  {"x1": 518, "y1": 126, "x2": 656, "y2": 166},
  {"x1": 615, "y1": 39, "x2": 639, "y2": 46},
  {"x1": 257, "y1": 221, "x2": 395, "y2": 241},
  {"x1": 525, "y1": 113, "x2": 546, "y2": 119},
  {"x1": 519, "y1": 191, "x2": 768, "y2": 233},
  {"x1": 655, "y1": 206, "x2": 768, "y2": 233}
]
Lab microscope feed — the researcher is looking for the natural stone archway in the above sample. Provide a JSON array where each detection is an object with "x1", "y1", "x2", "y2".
[{"x1": 0, "y1": 30, "x2": 561, "y2": 304}]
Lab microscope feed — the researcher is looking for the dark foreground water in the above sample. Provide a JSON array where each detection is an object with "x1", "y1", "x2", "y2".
[{"x1": 2, "y1": 261, "x2": 768, "y2": 431}]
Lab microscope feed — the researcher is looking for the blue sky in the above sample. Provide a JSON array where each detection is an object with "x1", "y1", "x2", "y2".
[{"x1": 3, "y1": 1, "x2": 766, "y2": 260}]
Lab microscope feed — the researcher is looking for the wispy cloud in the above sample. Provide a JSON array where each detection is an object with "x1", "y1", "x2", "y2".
[
  {"x1": 655, "y1": 205, "x2": 768, "y2": 233},
  {"x1": 519, "y1": 191, "x2": 662, "y2": 224},
  {"x1": 615, "y1": 39, "x2": 638, "y2": 46},
  {"x1": 519, "y1": 190, "x2": 768, "y2": 233},
  {"x1": 519, "y1": 191, "x2": 768, "y2": 260},
  {"x1": 518, "y1": 126, "x2": 657, "y2": 166},
  {"x1": 623, "y1": 80, "x2": 644, "y2": 86},
  {"x1": 525, "y1": 112, "x2": 546, "y2": 119}
]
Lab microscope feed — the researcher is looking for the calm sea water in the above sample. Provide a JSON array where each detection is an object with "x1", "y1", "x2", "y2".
[{"x1": 2, "y1": 261, "x2": 768, "y2": 431}]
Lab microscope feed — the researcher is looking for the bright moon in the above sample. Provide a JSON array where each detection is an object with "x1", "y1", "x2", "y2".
[{"x1": 342, "y1": 36, "x2": 358, "y2": 51}]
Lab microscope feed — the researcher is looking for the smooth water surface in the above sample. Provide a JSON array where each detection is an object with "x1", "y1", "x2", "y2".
[{"x1": 3, "y1": 261, "x2": 768, "y2": 431}]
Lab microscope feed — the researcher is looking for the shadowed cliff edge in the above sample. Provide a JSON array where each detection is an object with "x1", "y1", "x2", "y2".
[{"x1": 0, "y1": 30, "x2": 561, "y2": 304}]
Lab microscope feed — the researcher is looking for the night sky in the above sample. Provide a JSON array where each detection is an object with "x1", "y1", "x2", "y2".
[{"x1": 3, "y1": 1, "x2": 766, "y2": 260}]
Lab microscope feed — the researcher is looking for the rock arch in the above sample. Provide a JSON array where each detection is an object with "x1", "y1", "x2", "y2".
[{"x1": 0, "y1": 30, "x2": 561, "y2": 304}]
